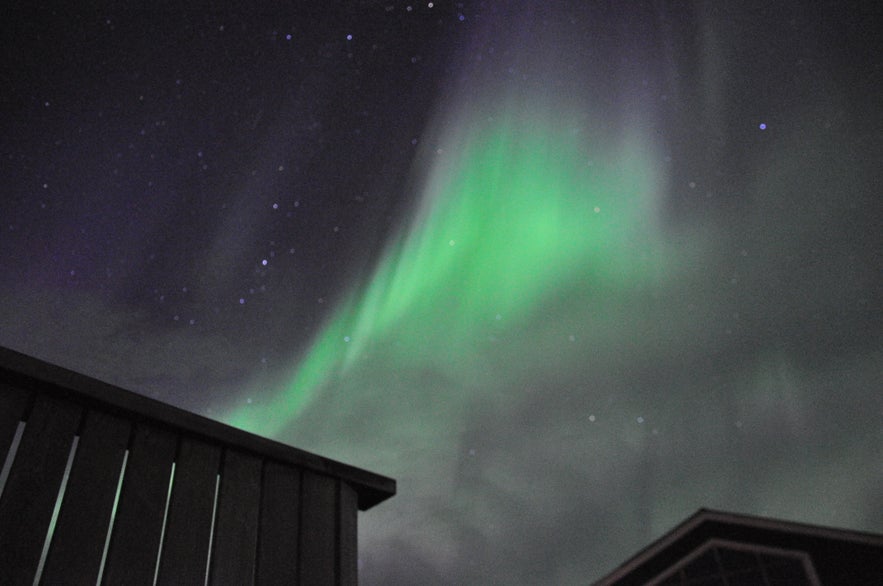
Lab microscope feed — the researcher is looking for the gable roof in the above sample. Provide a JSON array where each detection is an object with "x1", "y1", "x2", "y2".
[{"x1": 595, "y1": 509, "x2": 883, "y2": 585}]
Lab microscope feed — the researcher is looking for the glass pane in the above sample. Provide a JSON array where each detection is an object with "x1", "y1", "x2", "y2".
[
  {"x1": 717, "y1": 547, "x2": 759, "y2": 572},
  {"x1": 727, "y1": 569, "x2": 766, "y2": 586},
  {"x1": 682, "y1": 549, "x2": 720, "y2": 578}
]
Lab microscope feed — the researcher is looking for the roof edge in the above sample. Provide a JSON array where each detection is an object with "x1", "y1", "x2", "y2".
[
  {"x1": 594, "y1": 508, "x2": 883, "y2": 585},
  {"x1": 0, "y1": 345, "x2": 395, "y2": 510}
]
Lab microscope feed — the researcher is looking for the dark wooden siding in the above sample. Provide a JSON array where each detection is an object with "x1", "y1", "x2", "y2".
[{"x1": 0, "y1": 347, "x2": 395, "y2": 586}]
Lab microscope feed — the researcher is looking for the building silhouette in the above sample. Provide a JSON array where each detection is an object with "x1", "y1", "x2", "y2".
[
  {"x1": 596, "y1": 508, "x2": 883, "y2": 585},
  {"x1": 0, "y1": 346, "x2": 395, "y2": 585}
]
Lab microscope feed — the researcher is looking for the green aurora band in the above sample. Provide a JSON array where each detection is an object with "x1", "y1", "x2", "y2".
[{"x1": 225, "y1": 110, "x2": 669, "y2": 438}]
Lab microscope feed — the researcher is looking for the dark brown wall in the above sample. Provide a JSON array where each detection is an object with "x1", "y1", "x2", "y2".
[{"x1": 0, "y1": 347, "x2": 393, "y2": 585}]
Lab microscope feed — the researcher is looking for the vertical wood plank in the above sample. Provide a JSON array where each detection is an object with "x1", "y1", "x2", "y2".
[
  {"x1": 299, "y1": 470, "x2": 337, "y2": 586},
  {"x1": 0, "y1": 383, "x2": 31, "y2": 468},
  {"x1": 102, "y1": 423, "x2": 177, "y2": 585},
  {"x1": 256, "y1": 462, "x2": 300, "y2": 586},
  {"x1": 339, "y1": 481, "x2": 359, "y2": 586},
  {"x1": 157, "y1": 437, "x2": 221, "y2": 586},
  {"x1": 208, "y1": 449, "x2": 262, "y2": 586},
  {"x1": 0, "y1": 394, "x2": 81, "y2": 584},
  {"x1": 41, "y1": 409, "x2": 131, "y2": 585}
]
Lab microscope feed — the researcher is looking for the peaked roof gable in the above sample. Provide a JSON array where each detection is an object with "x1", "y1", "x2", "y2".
[{"x1": 595, "y1": 509, "x2": 883, "y2": 585}]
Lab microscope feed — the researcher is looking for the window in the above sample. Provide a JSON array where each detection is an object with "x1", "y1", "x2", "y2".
[{"x1": 650, "y1": 539, "x2": 820, "y2": 586}]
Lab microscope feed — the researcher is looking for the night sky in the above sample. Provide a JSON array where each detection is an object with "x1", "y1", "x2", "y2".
[{"x1": 2, "y1": 3, "x2": 881, "y2": 584}]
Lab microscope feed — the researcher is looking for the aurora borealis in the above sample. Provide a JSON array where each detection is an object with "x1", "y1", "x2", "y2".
[
  {"x1": 225, "y1": 106, "x2": 667, "y2": 436},
  {"x1": 2, "y1": 3, "x2": 881, "y2": 584}
]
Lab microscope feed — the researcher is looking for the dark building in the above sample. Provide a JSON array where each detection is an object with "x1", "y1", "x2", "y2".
[
  {"x1": 596, "y1": 508, "x2": 883, "y2": 586},
  {"x1": 0, "y1": 346, "x2": 395, "y2": 585}
]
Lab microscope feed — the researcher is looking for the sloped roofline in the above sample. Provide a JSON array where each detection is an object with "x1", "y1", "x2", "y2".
[
  {"x1": 594, "y1": 508, "x2": 883, "y2": 585},
  {"x1": 0, "y1": 345, "x2": 395, "y2": 510}
]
